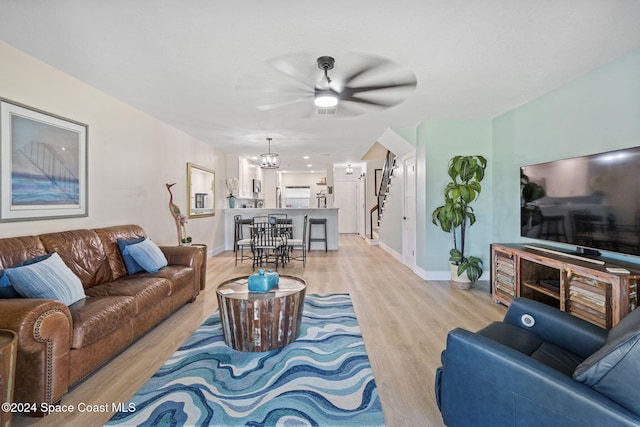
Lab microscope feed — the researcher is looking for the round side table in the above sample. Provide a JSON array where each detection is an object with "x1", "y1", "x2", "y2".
[
  {"x1": 190, "y1": 244, "x2": 208, "y2": 290},
  {"x1": 216, "y1": 275, "x2": 306, "y2": 352}
]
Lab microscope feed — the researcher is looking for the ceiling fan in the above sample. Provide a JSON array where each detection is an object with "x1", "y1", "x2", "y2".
[{"x1": 237, "y1": 52, "x2": 418, "y2": 117}]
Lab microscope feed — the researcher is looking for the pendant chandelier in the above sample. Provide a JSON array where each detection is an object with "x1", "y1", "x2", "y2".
[
  {"x1": 345, "y1": 164, "x2": 354, "y2": 175},
  {"x1": 260, "y1": 137, "x2": 280, "y2": 169}
]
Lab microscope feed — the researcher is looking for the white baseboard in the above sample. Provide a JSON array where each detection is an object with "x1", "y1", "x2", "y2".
[
  {"x1": 412, "y1": 266, "x2": 490, "y2": 281},
  {"x1": 376, "y1": 242, "x2": 490, "y2": 282},
  {"x1": 209, "y1": 245, "x2": 225, "y2": 257},
  {"x1": 422, "y1": 270, "x2": 453, "y2": 280},
  {"x1": 413, "y1": 265, "x2": 429, "y2": 280},
  {"x1": 379, "y1": 241, "x2": 403, "y2": 263}
]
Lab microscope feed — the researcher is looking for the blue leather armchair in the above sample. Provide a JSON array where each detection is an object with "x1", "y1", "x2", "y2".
[{"x1": 435, "y1": 298, "x2": 640, "y2": 426}]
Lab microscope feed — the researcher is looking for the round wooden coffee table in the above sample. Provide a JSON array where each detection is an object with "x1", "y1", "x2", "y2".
[{"x1": 216, "y1": 275, "x2": 306, "y2": 352}]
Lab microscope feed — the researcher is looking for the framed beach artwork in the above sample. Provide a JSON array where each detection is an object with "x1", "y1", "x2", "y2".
[{"x1": 0, "y1": 99, "x2": 88, "y2": 221}]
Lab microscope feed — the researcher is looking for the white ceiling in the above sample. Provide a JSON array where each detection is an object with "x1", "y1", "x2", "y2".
[{"x1": 1, "y1": 1, "x2": 640, "y2": 172}]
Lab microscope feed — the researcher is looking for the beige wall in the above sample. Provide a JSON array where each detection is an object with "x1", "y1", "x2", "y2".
[{"x1": 0, "y1": 42, "x2": 226, "y2": 253}]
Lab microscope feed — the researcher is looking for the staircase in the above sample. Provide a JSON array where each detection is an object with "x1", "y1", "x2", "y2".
[{"x1": 369, "y1": 150, "x2": 397, "y2": 244}]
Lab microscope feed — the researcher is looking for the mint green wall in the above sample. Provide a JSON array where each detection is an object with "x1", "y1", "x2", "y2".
[
  {"x1": 416, "y1": 120, "x2": 492, "y2": 272},
  {"x1": 392, "y1": 126, "x2": 418, "y2": 146},
  {"x1": 492, "y1": 48, "x2": 640, "y2": 263}
]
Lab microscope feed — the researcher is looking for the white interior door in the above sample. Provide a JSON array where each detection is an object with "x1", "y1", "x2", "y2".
[
  {"x1": 402, "y1": 154, "x2": 416, "y2": 269},
  {"x1": 358, "y1": 177, "x2": 365, "y2": 237},
  {"x1": 334, "y1": 180, "x2": 358, "y2": 233}
]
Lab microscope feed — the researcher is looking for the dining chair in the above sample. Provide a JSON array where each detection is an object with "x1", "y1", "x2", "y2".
[
  {"x1": 287, "y1": 215, "x2": 307, "y2": 266},
  {"x1": 268, "y1": 213, "x2": 292, "y2": 238},
  {"x1": 251, "y1": 216, "x2": 287, "y2": 270}
]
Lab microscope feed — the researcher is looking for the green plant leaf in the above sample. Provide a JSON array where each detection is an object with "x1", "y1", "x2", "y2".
[
  {"x1": 459, "y1": 185, "x2": 473, "y2": 203},
  {"x1": 449, "y1": 249, "x2": 463, "y2": 263},
  {"x1": 467, "y1": 212, "x2": 476, "y2": 226}
]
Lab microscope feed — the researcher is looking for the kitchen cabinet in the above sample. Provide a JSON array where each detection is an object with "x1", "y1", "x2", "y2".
[{"x1": 226, "y1": 155, "x2": 263, "y2": 198}]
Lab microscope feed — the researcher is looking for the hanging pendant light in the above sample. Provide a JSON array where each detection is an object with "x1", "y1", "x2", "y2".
[
  {"x1": 260, "y1": 137, "x2": 280, "y2": 169},
  {"x1": 345, "y1": 164, "x2": 354, "y2": 175}
]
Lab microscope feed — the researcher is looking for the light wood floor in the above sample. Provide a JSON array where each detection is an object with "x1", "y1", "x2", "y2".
[{"x1": 13, "y1": 235, "x2": 506, "y2": 427}]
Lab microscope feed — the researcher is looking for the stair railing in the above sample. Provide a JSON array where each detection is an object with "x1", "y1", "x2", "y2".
[{"x1": 371, "y1": 150, "x2": 396, "y2": 239}]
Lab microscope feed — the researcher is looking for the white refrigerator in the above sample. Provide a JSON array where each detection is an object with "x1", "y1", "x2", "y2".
[{"x1": 284, "y1": 186, "x2": 311, "y2": 208}]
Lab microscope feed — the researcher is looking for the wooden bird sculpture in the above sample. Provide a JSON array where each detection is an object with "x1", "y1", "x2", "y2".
[{"x1": 166, "y1": 183, "x2": 183, "y2": 244}]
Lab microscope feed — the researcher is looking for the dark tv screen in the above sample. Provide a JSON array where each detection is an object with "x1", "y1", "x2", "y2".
[{"x1": 520, "y1": 146, "x2": 640, "y2": 257}]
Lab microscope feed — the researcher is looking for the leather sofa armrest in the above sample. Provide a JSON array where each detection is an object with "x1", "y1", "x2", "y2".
[
  {"x1": 438, "y1": 328, "x2": 640, "y2": 427},
  {"x1": 503, "y1": 298, "x2": 607, "y2": 358},
  {"x1": 159, "y1": 245, "x2": 204, "y2": 297},
  {"x1": 0, "y1": 299, "x2": 72, "y2": 412},
  {"x1": 159, "y1": 245, "x2": 200, "y2": 267}
]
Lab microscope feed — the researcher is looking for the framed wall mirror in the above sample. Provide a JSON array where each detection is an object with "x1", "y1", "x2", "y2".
[{"x1": 187, "y1": 163, "x2": 215, "y2": 218}]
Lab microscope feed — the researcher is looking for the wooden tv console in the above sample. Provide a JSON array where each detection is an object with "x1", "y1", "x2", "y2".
[{"x1": 491, "y1": 243, "x2": 640, "y2": 329}]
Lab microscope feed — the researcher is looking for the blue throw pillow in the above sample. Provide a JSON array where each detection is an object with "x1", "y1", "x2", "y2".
[
  {"x1": 0, "y1": 253, "x2": 53, "y2": 298},
  {"x1": 117, "y1": 237, "x2": 146, "y2": 274},
  {"x1": 126, "y1": 238, "x2": 168, "y2": 273},
  {"x1": 6, "y1": 253, "x2": 86, "y2": 306},
  {"x1": 0, "y1": 272, "x2": 19, "y2": 298}
]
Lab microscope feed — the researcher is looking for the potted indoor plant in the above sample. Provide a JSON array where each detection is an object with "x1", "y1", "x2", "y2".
[
  {"x1": 432, "y1": 155, "x2": 487, "y2": 287},
  {"x1": 225, "y1": 178, "x2": 239, "y2": 208}
]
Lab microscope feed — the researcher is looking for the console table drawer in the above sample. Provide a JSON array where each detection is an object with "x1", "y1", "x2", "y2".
[
  {"x1": 566, "y1": 273, "x2": 611, "y2": 329},
  {"x1": 492, "y1": 249, "x2": 517, "y2": 305}
]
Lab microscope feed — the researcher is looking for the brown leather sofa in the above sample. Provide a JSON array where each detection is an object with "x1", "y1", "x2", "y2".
[{"x1": 0, "y1": 224, "x2": 204, "y2": 415}]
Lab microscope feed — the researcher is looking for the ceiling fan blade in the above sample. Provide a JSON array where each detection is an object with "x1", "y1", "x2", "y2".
[
  {"x1": 256, "y1": 97, "x2": 311, "y2": 111},
  {"x1": 342, "y1": 57, "x2": 388, "y2": 86},
  {"x1": 267, "y1": 55, "x2": 315, "y2": 88},
  {"x1": 346, "y1": 79, "x2": 417, "y2": 95},
  {"x1": 236, "y1": 84, "x2": 312, "y2": 96},
  {"x1": 340, "y1": 96, "x2": 395, "y2": 108}
]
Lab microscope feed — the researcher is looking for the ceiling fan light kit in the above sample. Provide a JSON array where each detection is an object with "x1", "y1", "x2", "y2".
[
  {"x1": 314, "y1": 92, "x2": 339, "y2": 107},
  {"x1": 260, "y1": 137, "x2": 280, "y2": 169}
]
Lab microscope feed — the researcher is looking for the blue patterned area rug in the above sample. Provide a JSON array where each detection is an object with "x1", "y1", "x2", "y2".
[{"x1": 106, "y1": 293, "x2": 385, "y2": 427}]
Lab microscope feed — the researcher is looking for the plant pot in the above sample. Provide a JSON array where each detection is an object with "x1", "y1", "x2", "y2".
[
  {"x1": 228, "y1": 196, "x2": 236, "y2": 208},
  {"x1": 450, "y1": 264, "x2": 472, "y2": 289}
]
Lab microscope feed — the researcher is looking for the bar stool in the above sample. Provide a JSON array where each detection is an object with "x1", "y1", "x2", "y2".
[
  {"x1": 234, "y1": 216, "x2": 252, "y2": 266},
  {"x1": 308, "y1": 218, "x2": 328, "y2": 252}
]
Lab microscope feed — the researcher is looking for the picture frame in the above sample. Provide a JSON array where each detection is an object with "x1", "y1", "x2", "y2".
[
  {"x1": 187, "y1": 163, "x2": 215, "y2": 218},
  {"x1": 0, "y1": 99, "x2": 88, "y2": 222}
]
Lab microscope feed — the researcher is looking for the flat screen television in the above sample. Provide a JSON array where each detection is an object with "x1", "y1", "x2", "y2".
[{"x1": 520, "y1": 146, "x2": 640, "y2": 257}]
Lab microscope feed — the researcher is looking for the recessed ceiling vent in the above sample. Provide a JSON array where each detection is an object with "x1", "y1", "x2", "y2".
[{"x1": 316, "y1": 106, "x2": 338, "y2": 116}]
